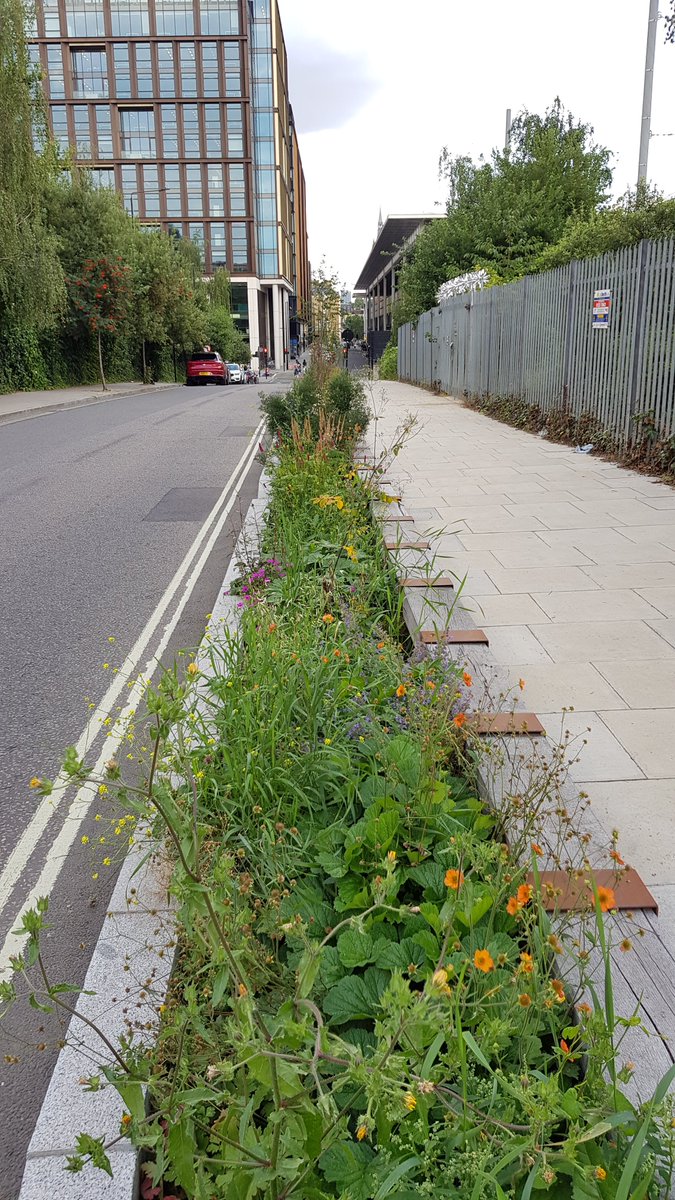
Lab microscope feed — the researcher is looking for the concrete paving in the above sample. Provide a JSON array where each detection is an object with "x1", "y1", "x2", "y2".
[
  {"x1": 375, "y1": 382, "x2": 675, "y2": 892},
  {"x1": 0, "y1": 380, "x2": 177, "y2": 424}
]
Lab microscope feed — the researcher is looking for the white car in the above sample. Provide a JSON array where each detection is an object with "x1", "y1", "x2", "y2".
[{"x1": 228, "y1": 363, "x2": 244, "y2": 383}]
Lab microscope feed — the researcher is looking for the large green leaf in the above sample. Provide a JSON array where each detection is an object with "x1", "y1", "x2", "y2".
[
  {"x1": 323, "y1": 967, "x2": 389, "y2": 1024},
  {"x1": 337, "y1": 928, "x2": 377, "y2": 968},
  {"x1": 383, "y1": 735, "x2": 421, "y2": 787},
  {"x1": 167, "y1": 1120, "x2": 197, "y2": 1194},
  {"x1": 373, "y1": 936, "x2": 427, "y2": 972},
  {"x1": 319, "y1": 1141, "x2": 375, "y2": 1190}
]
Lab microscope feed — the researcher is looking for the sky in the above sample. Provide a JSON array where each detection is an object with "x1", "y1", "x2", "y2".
[{"x1": 277, "y1": 0, "x2": 675, "y2": 292}]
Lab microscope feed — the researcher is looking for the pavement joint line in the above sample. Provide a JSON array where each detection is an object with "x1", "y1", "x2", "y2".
[
  {"x1": 0, "y1": 419, "x2": 265, "y2": 975},
  {"x1": 18, "y1": 465, "x2": 271, "y2": 1199},
  {"x1": 0, "y1": 382, "x2": 177, "y2": 427}
]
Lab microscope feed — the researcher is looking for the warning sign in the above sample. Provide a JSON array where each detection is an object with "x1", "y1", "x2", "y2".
[{"x1": 592, "y1": 289, "x2": 612, "y2": 329}]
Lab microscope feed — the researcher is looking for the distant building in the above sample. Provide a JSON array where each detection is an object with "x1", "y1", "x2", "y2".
[
  {"x1": 28, "y1": 0, "x2": 310, "y2": 363},
  {"x1": 354, "y1": 213, "x2": 441, "y2": 361}
]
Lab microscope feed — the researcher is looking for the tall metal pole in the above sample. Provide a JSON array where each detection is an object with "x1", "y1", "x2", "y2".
[
  {"x1": 504, "y1": 108, "x2": 512, "y2": 153},
  {"x1": 638, "y1": 0, "x2": 659, "y2": 187}
]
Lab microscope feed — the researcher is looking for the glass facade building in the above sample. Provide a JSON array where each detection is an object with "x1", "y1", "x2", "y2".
[{"x1": 31, "y1": 0, "x2": 311, "y2": 360}]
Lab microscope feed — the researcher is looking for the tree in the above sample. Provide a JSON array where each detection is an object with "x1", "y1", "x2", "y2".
[
  {"x1": 131, "y1": 228, "x2": 204, "y2": 380},
  {"x1": 398, "y1": 100, "x2": 612, "y2": 322},
  {"x1": 311, "y1": 263, "x2": 341, "y2": 360},
  {"x1": 342, "y1": 311, "x2": 364, "y2": 340},
  {"x1": 666, "y1": 0, "x2": 674, "y2": 42},
  {"x1": 0, "y1": 0, "x2": 64, "y2": 345},
  {"x1": 535, "y1": 183, "x2": 675, "y2": 272},
  {"x1": 68, "y1": 257, "x2": 130, "y2": 389}
]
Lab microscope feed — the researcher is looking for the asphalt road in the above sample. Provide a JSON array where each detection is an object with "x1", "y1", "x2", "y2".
[{"x1": 0, "y1": 378, "x2": 280, "y2": 1196}]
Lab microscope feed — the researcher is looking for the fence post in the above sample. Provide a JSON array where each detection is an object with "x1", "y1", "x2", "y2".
[
  {"x1": 561, "y1": 260, "x2": 578, "y2": 404},
  {"x1": 629, "y1": 239, "x2": 649, "y2": 424},
  {"x1": 519, "y1": 277, "x2": 528, "y2": 399}
]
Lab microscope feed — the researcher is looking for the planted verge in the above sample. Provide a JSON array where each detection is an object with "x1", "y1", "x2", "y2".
[{"x1": 5, "y1": 371, "x2": 675, "y2": 1199}]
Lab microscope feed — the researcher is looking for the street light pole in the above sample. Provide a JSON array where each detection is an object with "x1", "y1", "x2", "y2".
[{"x1": 638, "y1": 0, "x2": 659, "y2": 188}]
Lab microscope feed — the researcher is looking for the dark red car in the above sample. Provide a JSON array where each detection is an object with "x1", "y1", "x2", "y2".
[{"x1": 186, "y1": 351, "x2": 228, "y2": 386}]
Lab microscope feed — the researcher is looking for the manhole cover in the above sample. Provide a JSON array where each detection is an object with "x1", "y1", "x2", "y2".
[{"x1": 143, "y1": 487, "x2": 223, "y2": 522}]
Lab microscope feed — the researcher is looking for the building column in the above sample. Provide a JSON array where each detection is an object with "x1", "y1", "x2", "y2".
[
  {"x1": 272, "y1": 284, "x2": 284, "y2": 369},
  {"x1": 247, "y1": 279, "x2": 262, "y2": 366}
]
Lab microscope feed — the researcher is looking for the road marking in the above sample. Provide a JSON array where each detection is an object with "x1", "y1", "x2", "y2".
[{"x1": 0, "y1": 420, "x2": 264, "y2": 949}]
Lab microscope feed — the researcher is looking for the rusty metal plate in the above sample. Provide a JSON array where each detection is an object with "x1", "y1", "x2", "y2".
[
  {"x1": 420, "y1": 629, "x2": 489, "y2": 645},
  {"x1": 470, "y1": 712, "x2": 546, "y2": 736},
  {"x1": 380, "y1": 515, "x2": 415, "y2": 522},
  {"x1": 528, "y1": 869, "x2": 658, "y2": 914},
  {"x1": 400, "y1": 577, "x2": 455, "y2": 588},
  {"x1": 385, "y1": 540, "x2": 431, "y2": 551}
]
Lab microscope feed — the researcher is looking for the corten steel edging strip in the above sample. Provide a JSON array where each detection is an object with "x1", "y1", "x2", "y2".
[
  {"x1": 379, "y1": 514, "x2": 415, "y2": 523},
  {"x1": 385, "y1": 540, "x2": 431, "y2": 551},
  {"x1": 528, "y1": 869, "x2": 658, "y2": 914},
  {"x1": 469, "y1": 712, "x2": 546, "y2": 736},
  {"x1": 372, "y1": 469, "x2": 675, "y2": 1100},
  {"x1": 400, "y1": 577, "x2": 455, "y2": 588}
]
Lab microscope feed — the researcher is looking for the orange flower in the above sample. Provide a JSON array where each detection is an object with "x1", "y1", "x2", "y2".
[
  {"x1": 518, "y1": 993, "x2": 532, "y2": 1007},
  {"x1": 595, "y1": 1167, "x2": 607, "y2": 1182},
  {"x1": 531, "y1": 842, "x2": 543, "y2": 856},
  {"x1": 518, "y1": 678, "x2": 526, "y2": 691},
  {"x1": 560, "y1": 1038, "x2": 570, "y2": 1054},
  {"x1": 334, "y1": 649, "x2": 341, "y2": 657},
  {"x1": 377, "y1": 641, "x2": 385, "y2": 649},
  {"x1": 620, "y1": 938, "x2": 632, "y2": 953},
  {"x1": 356, "y1": 1124, "x2": 368, "y2": 1141},
  {"x1": 444, "y1": 868, "x2": 464, "y2": 890},
  {"x1": 576, "y1": 1002, "x2": 592, "y2": 1016},
  {"x1": 519, "y1": 951, "x2": 533, "y2": 974},
  {"x1": 506, "y1": 896, "x2": 520, "y2": 916},
  {"x1": 473, "y1": 949, "x2": 495, "y2": 973},
  {"x1": 610, "y1": 849, "x2": 625, "y2": 865},
  {"x1": 396, "y1": 684, "x2": 407, "y2": 698},
  {"x1": 268, "y1": 622, "x2": 277, "y2": 633},
  {"x1": 321, "y1": 656, "x2": 329, "y2": 663},
  {"x1": 453, "y1": 712, "x2": 467, "y2": 729},
  {"x1": 426, "y1": 679, "x2": 436, "y2": 690},
  {"x1": 463, "y1": 672, "x2": 473, "y2": 687},
  {"x1": 597, "y1": 885, "x2": 616, "y2": 912},
  {"x1": 517, "y1": 883, "x2": 533, "y2": 907},
  {"x1": 551, "y1": 978, "x2": 566, "y2": 1003},
  {"x1": 322, "y1": 614, "x2": 335, "y2": 624}
]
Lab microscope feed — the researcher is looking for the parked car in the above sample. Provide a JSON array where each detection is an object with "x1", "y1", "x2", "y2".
[
  {"x1": 228, "y1": 362, "x2": 244, "y2": 383},
  {"x1": 186, "y1": 351, "x2": 227, "y2": 386}
]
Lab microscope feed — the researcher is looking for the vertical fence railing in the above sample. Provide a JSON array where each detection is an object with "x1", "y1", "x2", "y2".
[{"x1": 397, "y1": 237, "x2": 675, "y2": 448}]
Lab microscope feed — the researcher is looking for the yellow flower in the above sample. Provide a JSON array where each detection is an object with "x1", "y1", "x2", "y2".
[
  {"x1": 324, "y1": 738, "x2": 332, "y2": 746},
  {"x1": 238, "y1": 983, "x2": 248, "y2": 997},
  {"x1": 518, "y1": 678, "x2": 526, "y2": 690},
  {"x1": 187, "y1": 662, "x2": 198, "y2": 676},
  {"x1": 404, "y1": 1093, "x2": 417, "y2": 1111},
  {"x1": 387, "y1": 850, "x2": 396, "y2": 862},
  {"x1": 594, "y1": 1167, "x2": 607, "y2": 1181},
  {"x1": 102, "y1": 857, "x2": 111, "y2": 866},
  {"x1": 335, "y1": 498, "x2": 345, "y2": 510},
  {"x1": 98, "y1": 784, "x2": 108, "y2": 795},
  {"x1": 474, "y1": 949, "x2": 495, "y2": 973},
  {"x1": 195, "y1": 770, "x2": 204, "y2": 780},
  {"x1": 343, "y1": 544, "x2": 358, "y2": 561},
  {"x1": 432, "y1": 968, "x2": 449, "y2": 989},
  {"x1": 81, "y1": 835, "x2": 89, "y2": 845},
  {"x1": 29, "y1": 777, "x2": 42, "y2": 789},
  {"x1": 356, "y1": 1124, "x2": 368, "y2": 1141},
  {"x1": 108, "y1": 636, "x2": 116, "y2": 644}
]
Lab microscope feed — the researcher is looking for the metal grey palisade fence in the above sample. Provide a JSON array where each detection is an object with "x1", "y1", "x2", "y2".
[{"x1": 397, "y1": 237, "x2": 675, "y2": 447}]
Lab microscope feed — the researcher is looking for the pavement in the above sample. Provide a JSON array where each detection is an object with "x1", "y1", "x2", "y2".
[
  {"x1": 0, "y1": 377, "x2": 285, "y2": 1198},
  {"x1": 0, "y1": 380, "x2": 178, "y2": 425},
  {"x1": 376, "y1": 381, "x2": 675, "y2": 905}
]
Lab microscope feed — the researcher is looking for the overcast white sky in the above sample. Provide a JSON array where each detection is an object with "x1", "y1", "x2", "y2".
[{"x1": 278, "y1": 0, "x2": 675, "y2": 292}]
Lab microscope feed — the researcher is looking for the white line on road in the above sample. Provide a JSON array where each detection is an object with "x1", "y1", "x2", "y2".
[{"x1": 0, "y1": 420, "x2": 264, "y2": 961}]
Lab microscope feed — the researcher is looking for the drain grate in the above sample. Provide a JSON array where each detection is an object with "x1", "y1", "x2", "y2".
[{"x1": 143, "y1": 487, "x2": 223, "y2": 522}]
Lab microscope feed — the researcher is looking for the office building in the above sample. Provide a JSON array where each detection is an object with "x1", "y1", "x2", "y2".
[
  {"x1": 29, "y1": 0, "x2": 311, "y2": 363},
  {"x1": 354, "y1": 213, "x2": 440, "y2": 362}
]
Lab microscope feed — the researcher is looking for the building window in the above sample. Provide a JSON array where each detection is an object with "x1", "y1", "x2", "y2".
[
  {"x1": 91, "y1": 167, "x2": 115, "y2": 188},
  {"x1": 71, "y1": 48, "x2": 108, "y2": 98},
  {"x1": 157, "y1": 43, "x2": 175, "y2": 96},
  {"x1": 255, "y1": 166, "x2": 275, "y2": 196},
  {"x1": 252, "y1": 49, "x2": 272, "y2": 81},
  {"x1": 109, "y1": 0, "x2": 149, "y2": 34},
  {"x1": 228, "y1": 163, "x2": 246, "y2": 216},
  {"x1": 43, "y1": 0, "x2": 61, "y2": 34},
  {"x1": 135, "y1": 43, "x2": 153, "y2": 98},
  {"x1": 256, "y1": 196, "x2": 276, "y2": 222},
  {"x1": 231, "y1": 222, "x2": 248, "y2": 269},
  {"x1": 179, "y1": 43, "x2": 197, "y2": 97},
  {"x1": 254, "y1": 111, "x2": 273, "y2": 138},
  {"x1": 164, "y1": 163, "x2": 181, "y2": 216},
  {"x1": 64, "y1": 0, "x2": 105, "y2": 37},
  {"x1": 46, "y1": 46, "x2": 65, "y2": 98},
  {"x1": 226, "y1": 103, "x2": 243, "y2": 156},
  {"x1": 119, "y1": 107, "x2": 155, "y2": 157},
  {"x1": 182, "y1": 103, "x2": 200, "y2": 156},
  {"x1": 160, "y1": 104, "x2": 178, "y2": 155},
  {"x1": 223, "y1": 43, "x2": 241, "y2": 97},
  {"x1": 51, "y1": 105, "x2": 70, "y2": 153},
  {"x1": 201, "y1": 42, "x2": 219, "y2": 96},
  {"x1": 258, "y1": 224, "x2": 277, "y2": 251},
  {"x1": 143, "y1": 163, "x2": 160, "y2": 215},
  {"x1": 95, "y1": 105, "x2": 114, "y2": 156},
  {"x1": 73, "y1": 105, "x2": 92, "y2": 156},
  {"x1": 255, "y1": 138, "x2": 274, "y2": 166},
  {"x1": 113, "y1": 45, "x2": 131, "y2": 97},
  {"x1": 198, "y1": 0, "x2": 238, "y2": 35},
  {"x1": 210, "y1": 222, "x2": 226, "y2": 265},
  {"x1": 121, "y1": 163, "x2": 138, "y2": 213},
  {"x1": 155, "y1": 0, "x2": 194, "y2": 35},
  {"x1": 186, "y1": 165, "x2": 203, "y2": 216},
  {"x1": 207, "y1": 164, "x2": 223, "y2": 216},
  {"x1": 188, "y1": 222, "x2": 204, "y2": 251},
  {"x1": 253, "y1": 80, "x2": 272, "y2": 108},
  {"x1": 258, "y1": 250, "x2": 278, "y2": 276},
  {"x1": 204, "y1": 103, "x2": 221, "y2": 156}
]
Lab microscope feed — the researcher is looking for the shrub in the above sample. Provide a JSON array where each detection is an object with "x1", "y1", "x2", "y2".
[
  {"x1": 260, "y1": 364, "x2": 369, "y2": 442},
  {"x1": 378, "y1": 341, "x2": 398, "y2": 380}
]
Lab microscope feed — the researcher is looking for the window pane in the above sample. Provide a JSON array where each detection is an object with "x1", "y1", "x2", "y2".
[
  {"x1": 186, "y1": 165, "x2": 203, "y2": 215},
  {"x1": 226, "y1": 103, "x2": 243, "y2": 156},
  {"x1": 204, "y1": 103, "x2": 221, "y2": 156},
  {"x1": 51, "y1": 105, "x2": 70, "y2": 152},
  {"x1": 256, "y1": 196, "x2": 276, "y2": 222},
  {"x1": 73, "y1": 105, "x2": 92, "y2": 156},
  {"x1": 114, "y1": 45, "x2": 131, "y2": 97},
  {"x1": 164, "y1": 163, "x2": 182, "y2": 216},
  {"x1": 71, "y1": 48, "x2": 108, "y2": 98},
  {"x1": 160, "y1": 104, "x2": 178, "y2": 155},
  {"x1": 121, "y1": 163, "x2": 138, "y2": 213},
  {"x1": 210, "y1": 222, "x2": 227, "y2": 265},
  {"x1": 259, "y1": 251, "x2": 278, "y2": 276},
  {"x1": 43, "y1": 0, "x2": 60, "y2": 34},
  {"x1": 95, "y1": 105, "x2": 114, "y2": 157},
  {"x1": 182, "y1": 103, "x2": 200, "y2": 156},
  {"x1": 91, "y1": 167, "x2": 115, "y2": 188},
  {"x1": 198, "y1": 0, "x2": 238, "y2": 34},
  {"x1": 179, "y1": 43, "x2": 197, "y2": 96},
  {"x1": 224, "y1": 42, "x2": 241, "y2": 96},
  {"x1": 201, "y1": 42, "x2": 219, "y2": 96},
  {"x1": 228, "y1": 163, "x2": 246, "y2": 216},
  {"x1": 135, "y1": 42, "x2": 153, "y2": 98},
  {"x1": 119, "y1": 107, "x2": 156, "y2": 157},
  {"x1": 188, "y1": 221, "x2": 204, "y2": 249},
  {"x1": 207, "y1": 163, "x2": 223, "y2": 216},
  {"x1": 109, "y1": 0, "x2": 149, "y2": 34},
  {"x1": 155, "y1": 0, "x2": 194, "y2": 35},
  {"x1": 231, "y1": 221, "x2": 248, "y2": 268},
  {"x1": 256, "y1": 138, "x2": 274, "y2": 166},
  {"x1": 258, "y1": 224, "x2": 276, "y2": 251},
  {"x1": 64, "y1": 0, "x2": 104, "y2": 37},
  {"x1": 157, "y1": 43, "x2": 175, "y2": 96},
  {"x1": 143, "y1": 163, "x2": 160, "y2": 215},
  {"x1": 254, "y1": 111, "x2": 273, "y2": 138},
  {"x1": 253, "y1": 80, "x2": 272, "y2": 108},
  {"x1": 255, "y1": 167, "x2": 275, "y2": 196}
]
